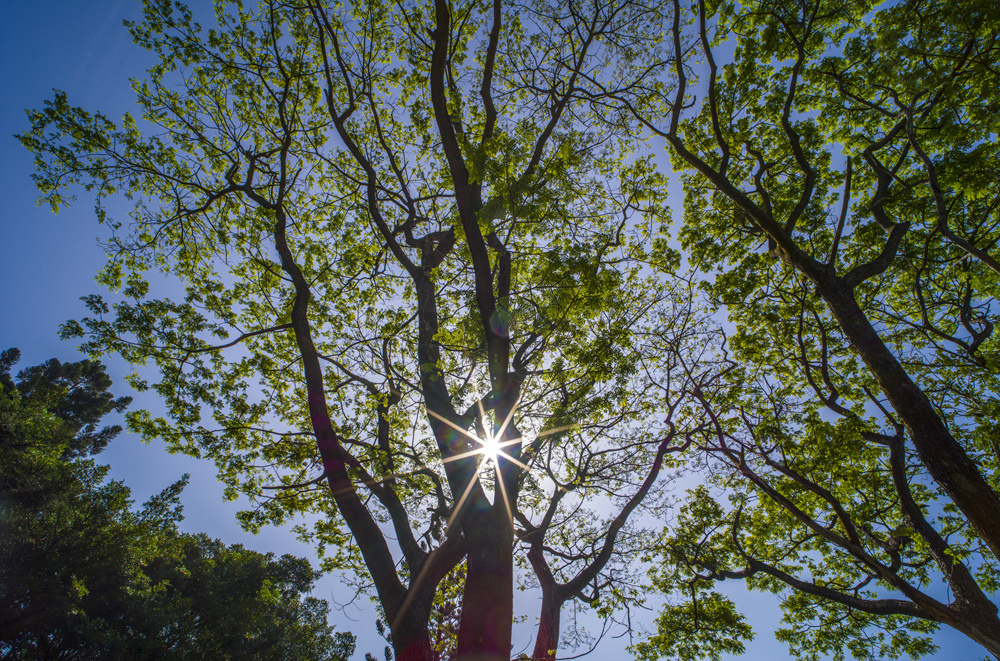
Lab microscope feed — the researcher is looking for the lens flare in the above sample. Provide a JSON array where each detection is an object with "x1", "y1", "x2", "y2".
[{"x1": 478, "y1": 433, "x2": 502, "y2": 463}]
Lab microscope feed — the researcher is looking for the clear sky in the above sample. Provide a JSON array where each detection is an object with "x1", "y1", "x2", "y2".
[{"x1": 0, "y1": 1, "x2": 985, "y2": 660}]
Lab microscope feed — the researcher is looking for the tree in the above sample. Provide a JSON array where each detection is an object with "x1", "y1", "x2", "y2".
[
  {"x1": 20, "y1": 1, "x2": 705, "y2": 659},
  {"x1": 0, "y1": 349, "x2": 355, "y2": 660},
  {"x1": 621, "y1": 0, "x2": 1000, "y2": 657},
  {"x1": 0, "y1": 347, "x2": 131, "y2": 458},
  {"x1": 136, "y1": 533, "x2": 357, "y2": 661}
]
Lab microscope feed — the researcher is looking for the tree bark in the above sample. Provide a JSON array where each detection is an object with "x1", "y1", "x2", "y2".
[
  {"x1": 944, "y1": 612, "x2": 1000, "y2": 660},
  {"x1": 531, "y1": 586, "x2": 562, "y2": 661},
  {"x1": 391, "y1": 589, "x2": 436, "y2": 661},
  {"x1": 455, "y1": 508, "x2": 514, "y2": 661}
]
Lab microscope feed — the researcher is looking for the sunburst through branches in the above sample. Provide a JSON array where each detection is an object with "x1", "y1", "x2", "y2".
[{"x1": 424, "y1": 398, "x2": 577, "y2": 534}]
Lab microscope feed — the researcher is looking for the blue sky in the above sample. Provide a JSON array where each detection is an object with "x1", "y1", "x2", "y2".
[{"x1": 0, "y1": 1, "x2": 986, "y2": 660}]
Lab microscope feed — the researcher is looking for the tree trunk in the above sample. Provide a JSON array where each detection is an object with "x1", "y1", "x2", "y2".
[
  {"x1": 943, "y1": 609, "x2": 1000, "y2": 660},
  {"x1": 391, "y1": 592, "x2": 436, "y2": 661},
  {"x1": 455, "y1": 508, "x2": 513, "y2": 661},
  {"x1": 531, "y1": 587, "x2": 562, "y2": 661},
  {"x1": 817, "y1": 280, "x2": 1000, "y2": 562}
]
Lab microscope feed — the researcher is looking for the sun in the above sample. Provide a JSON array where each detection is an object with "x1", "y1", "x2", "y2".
[
  {"x1": 477, "y1": 432, "x2": 503, "y2": 464},
  {"x1": 422, "y1": 397, "x2": 572, "y2": 534}
]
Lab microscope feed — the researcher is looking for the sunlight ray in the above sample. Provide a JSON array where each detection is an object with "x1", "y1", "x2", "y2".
[
  {"x1": 440, "y1": 446, "x2": 493, "y2": 464},
  {"x1": 425, "y1": 402, "x2": 545, "y2": 534},
  {"x1": 390, "y1": 539, "x2": 451, "y2": 636},
  {"x1": 532, "y1": 423, "x2": 577, "y2": 440},
  {"x1": 439, "y1": 437, "x2": 523, "y2": 465},
  {"x1": 426, "y1": 406, "x2": 486, "y2": 446},
  {"x1": 444, "y1": 454, "x2": 488, "y2": 536},
  {"x1": 494, "y1": 448, "x2": 532, "y2": 474},
  {"x1": 476, "y1": 397, "x2": 490, "y2": 440},
  {"x1": 493, "y1": 453, "x2": 515, "y2": 528},
  {"x1": 494, "y1": 395, "x2": 521, "y2": 443}
]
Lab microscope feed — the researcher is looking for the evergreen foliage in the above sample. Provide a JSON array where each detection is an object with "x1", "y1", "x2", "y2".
[{"x1": 0, "y1": 350, "x2": 354, "y2": 661}]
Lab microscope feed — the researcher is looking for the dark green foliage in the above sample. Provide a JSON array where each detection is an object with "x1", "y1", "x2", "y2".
[
  {"x1": 0, "y1": 347, "x2": 130, "y2": 458},
  {"x1": 0, "y1": 351, "x2": 354, "y2": 661},
  {"x1": 132, "y1": 534, "x2": 357, "y2": 661}
]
